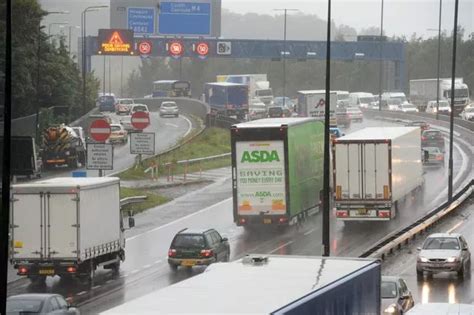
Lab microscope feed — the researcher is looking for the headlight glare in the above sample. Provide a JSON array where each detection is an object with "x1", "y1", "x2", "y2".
[
  {"x1": 446, "y1": 257, "x2": 457, "y2": 263},
  {"x1": 384, "y1": 304, "x2": 397, "y2": 314},
  {"x1": 419, "y1": 257, "x2": 428, "y2": 262}
]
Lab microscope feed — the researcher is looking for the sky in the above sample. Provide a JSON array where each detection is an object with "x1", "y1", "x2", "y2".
[{"x1": 222, "y1": 0, "x2": 473, "y2": 38}]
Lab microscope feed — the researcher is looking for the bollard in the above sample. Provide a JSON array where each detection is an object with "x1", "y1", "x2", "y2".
[
  {"x1": 184, "y1": 161, "x2": 188, "y2": 182},
  {"x1": 199, "y1": 160, "x2": 202, "y2": 179},
  {"x1": 167, "y1": 164, "x2": 171, "y2": 182}
]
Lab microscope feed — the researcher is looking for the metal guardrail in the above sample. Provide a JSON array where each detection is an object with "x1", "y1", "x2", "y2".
[
  {"x1": 120, "y1": 196, "x2": 147, "y2": 207},
  {"x1": 359, "y1": 180, "x2": 473, "y2": 259}
]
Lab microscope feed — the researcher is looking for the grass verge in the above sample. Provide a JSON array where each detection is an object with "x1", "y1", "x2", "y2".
[
  {"x1": 120, "y1": 187, "x2": 170, "y2": 214},
  {"x1": 119, "y1": 127, "x2": 231, "y2": 180}
]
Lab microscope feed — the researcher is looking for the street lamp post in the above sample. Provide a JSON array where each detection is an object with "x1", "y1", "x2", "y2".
[
  {"x1": 448, "y1": 0, "x2": 459, "y2": 202},
  {"x1": 436, "y1": 0, "x2": 443, "y2": 120},
  {"x1": 81, "y1": 5, "x2": 108, "y2": 114},
  {"x1": 48, "y1": 22, "x2": 68, "y2": 37},
  {"x1": 378, "y1": 0, "x2": 385, "y2": 111},
  {"x1": 274, "y1": 8, "x2": 299, "y2": 108}
]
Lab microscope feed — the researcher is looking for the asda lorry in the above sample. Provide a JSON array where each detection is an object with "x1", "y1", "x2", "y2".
[
  {"x1": 333, "y1": 127, "x2": 423, "y2": 221},
  {"x1": 102, "y1": 255, "x2": 381, "y2": 314},
  {"x1": 10, "y1": 177, "x2": 134, "y2": 284},
  {"x1": 231, "y1": 118, "x2": 324, "y2": 227}
]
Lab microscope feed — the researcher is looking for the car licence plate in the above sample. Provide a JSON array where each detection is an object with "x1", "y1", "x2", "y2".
[
  {"x1": 263, "y1": 218, "x2": 272, "y2": 224},
  {"x1": 38, "y1": 268, "x2": 54, "y2": 275},
  {"x1": 357, "y1": 208, "x2": 368, "y2": 215},
  {"x1": 181, "y1": 260, "x2": 195, "y2": 267}
]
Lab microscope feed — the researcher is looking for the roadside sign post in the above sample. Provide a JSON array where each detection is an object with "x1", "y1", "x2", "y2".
[
  {"x1": 130, "y1": 111, "x2": 151, "y2": 166},
  {"x1": 88, "y1": 119, "x2": 112, "y2": 176}
]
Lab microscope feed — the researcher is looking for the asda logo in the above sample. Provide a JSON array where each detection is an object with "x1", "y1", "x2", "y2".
[{"x1": 241, "y1": 150, "x2": 280, "y2": 163}]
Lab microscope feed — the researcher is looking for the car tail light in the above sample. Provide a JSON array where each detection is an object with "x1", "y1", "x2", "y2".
[
  {"x1": 436, "y1": 155, "x2": 443, "y2": 160},
  {"x1": 18, "y1": 266, "x2": 28, "y2": 275},
  {"x1": 378, "y1": 210, "x2": 391, "y2": 218},
  {"x1": 421, "y1": 136, "x2": 427, "y2": 141},
  {"x1": 168, "y1": 249, "x2": 177, "y2": 257},
  {"x1": 200, "y1": 249, "x2": 214, "y2": 258},
  {"x1": 278, "y1": 217, "x2": 288, "y2": 224},
  {"x1": 239, "y1": 218, "x2": 246, "y2": 224},
  {"x1": 336, "y1": 210, "x2": 348, "y2": 217},
  {"x1": 66, "y1": 266, "x2": 77, "y2": 273}
]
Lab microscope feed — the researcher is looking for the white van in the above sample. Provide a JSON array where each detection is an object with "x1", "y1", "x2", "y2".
[{"x1": 349, "y1": 92, "x2": 376, "y2": 108}]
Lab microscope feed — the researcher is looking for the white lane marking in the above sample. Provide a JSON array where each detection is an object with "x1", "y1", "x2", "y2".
[
  {"x1": 182, "y1": 115, "x2": 193, "y2": 138},
  {"x1": 268, "y1": 241, "x2": 294, "y2": 254},
  {"x1": 446, "y1": 221, "x2": 464, "y2": 234},
  {"x1": 92, "y1": 285, "x2": 101, "y2": 290},
  {"x1": 165, "y1": 123, "x2": 179, "y2": 128},
  {"x1": 130, "y1": 269, "x2": 139, "y2": 274},
  {"x1": 143, "y1": 264, "x2": 151, "y2": 269},
  {"x1": 77, "y1": 291, "x2": 87, "y2": 296},
  {"x1": 120, "y1": 274, "x2": 127, "y2": 278},
  {"x1": 154, "y1": 259, "x2": 162, "y2": 264},
  {"x1": 304, "y1": 228, "x2": 316, "y2": 236},
  {"x1": 105, "y1": 279, "x2": 113, "y2": 284},
  {"x1": 127, "y1": 197, "x2": 232, "y2": 241}
]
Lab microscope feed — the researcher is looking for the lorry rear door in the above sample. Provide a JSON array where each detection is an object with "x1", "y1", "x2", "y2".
[
  {"x1": 11, "y1": 192, "x2": 78, "y2": 260},
  {"x1": 47, "y1": 193, "x2": 78, "y2": 259},
  {"x1": 335, "y1": 143, "x2": 362, "y2": 200},
  {"x1": 11, "y1": 194, "x2": 43, "y2": 259},
  {"x1": 362, "y1": 143, "x2": 390, "y2": 200}
]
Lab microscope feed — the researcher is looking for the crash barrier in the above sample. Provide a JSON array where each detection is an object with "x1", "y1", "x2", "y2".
[
  {"x1": 363, "y1": 109, "x2": 474, "y2": 133},
  {"x1": 144, "y1": 152, "x2": 231, "y2": 182},
  {"x1": 360, "y1": 180, "x2": 473, "y2": 260},
  {"x1": 207, "y1": 115, "x2": 240, "y2": 129}
]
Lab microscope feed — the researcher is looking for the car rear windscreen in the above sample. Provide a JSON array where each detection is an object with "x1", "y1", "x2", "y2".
[{"x1": 172, "y1": 234, "x2": 206, "y2": 248}]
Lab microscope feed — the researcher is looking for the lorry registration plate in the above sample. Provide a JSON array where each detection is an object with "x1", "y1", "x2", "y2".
[
  {"x1": 263, "y1": 218, "x2": 272, "y2": 224},
  {"x1": 357, "y1": 208, "x2": 368, "y2": 215},
  {"x1": 182, "y1": 260, "x2": 195, "y2": 267},
  {"x1": 39, "y1": 269, "x2": 54, "y2": 275}
]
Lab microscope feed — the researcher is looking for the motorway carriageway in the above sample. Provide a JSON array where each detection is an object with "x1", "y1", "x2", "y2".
[{"x1": 6, "y1": 117, "x2": 473, "y2": 313}]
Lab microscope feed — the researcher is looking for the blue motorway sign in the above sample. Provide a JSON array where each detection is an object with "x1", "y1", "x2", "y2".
[
  {"x1": 128, "y1": 7, "x2": 155, "y2": 34},
  {"x1": 158, "y1": 2, "x2": 211, "y2": 36}
]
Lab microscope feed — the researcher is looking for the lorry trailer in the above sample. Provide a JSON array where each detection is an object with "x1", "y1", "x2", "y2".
[
  {"x1": 297, "y1": 90, "x2": 338, "y2": 126},
  {"x1": 333, "y1": 127, "x2": 423, "y2": 221},
  {"x1": 10, "y1": 177, "x2": 128, "y2": 284},
  {"x1": 204, "y1": 82, "x2": 249, "y2": 119},
  {"x1": 231, "y1": 118, "x2": 324, "y2": 227},
  {"x1": 102, "y1": 255, "x2": 381, "y2": 315}
]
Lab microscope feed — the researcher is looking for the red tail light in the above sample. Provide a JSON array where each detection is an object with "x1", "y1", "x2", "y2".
[
  {"x1": 278, "y1": 217, "x2": 288, "y2": 224},
  {"x1": 421, "y1": 136, "x2": 427, "y2": 141},
  {"x1": 336, "y1": 210, "x2": 348, "y2": 217},
  {"x1": 239, "y1": 218, "x2": 246, "y2": 224},
  {"x1": 168, "y1": 249, "x2": 177, "y2": 257},
  {"x1": 378, "y1": 210, "x2": 391, "y2": 218},
  {"x1": 66, "y1": 266, "x2": 77, "y2": 273},
  {"x1": 18, "y1": 266, "x2": 28, "y2": 275},
  {"x1": 436, "y1": 155, "x2": 443, "y2": 161},
  {"x1": 200, "y1": 249, "x2": 214, "y2": 258}
]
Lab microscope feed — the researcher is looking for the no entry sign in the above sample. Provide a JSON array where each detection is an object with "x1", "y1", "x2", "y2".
[
  {"x1": 90, "y1": 119, "x2": 111, "y2": 142},
  {"x1": 131, "y1": 111, "x2": 150, "y2": 130}
]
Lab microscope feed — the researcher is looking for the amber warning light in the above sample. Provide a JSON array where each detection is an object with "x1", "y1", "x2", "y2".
[{"x1": 98, "y1": 29, "x2": 134, "y2": 56}]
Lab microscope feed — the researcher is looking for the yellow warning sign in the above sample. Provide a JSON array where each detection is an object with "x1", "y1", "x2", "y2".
[{"x1": 98, "y1": 29, "x2": 135, "y2": 56}]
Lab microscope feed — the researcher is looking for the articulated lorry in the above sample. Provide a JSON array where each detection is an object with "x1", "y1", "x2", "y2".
[
  {"x1": 10, "y1": 177, "x2": 133, "y2": 284},
  {"x1": 333, "y1": 127, "x2": 423, "y2": 221},
  {"x1": 410, "y1": 78, "x2": 470, "y2": 113},
  {"x1": 102, "y1": 255, "x2": 381, "y2": 314},
  {"x1": 231, "y1": 118, "x2": 324, "y2": 228},
  {"x1": 217, "y1": 74, "x2": 274, "y2": 105},
  {"x1": 205, "y1": 82, "x2": 249, "y2": 119}
]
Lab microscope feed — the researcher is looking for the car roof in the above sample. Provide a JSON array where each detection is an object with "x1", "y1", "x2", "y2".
[
  {"x1": 427, "y1": 233, "x2": 461, "y2": 238},
  {"x1": 177, "y1": 228, "x2": 215, "y2": 235},
  {"x1": 381, "y1": 276, "x2": 401, "y2": 283},
  {"x1": 8, "y1": 293, "x2": 59, "y2": 300}
]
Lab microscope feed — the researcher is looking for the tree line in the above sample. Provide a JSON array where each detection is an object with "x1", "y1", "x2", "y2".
[{"x1": 0, "y1": 0, "x2": 99, "y2": 119}]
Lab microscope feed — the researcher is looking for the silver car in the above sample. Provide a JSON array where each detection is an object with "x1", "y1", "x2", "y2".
[
  {"x1": 381, "y1": 276, "x2": 415, "y2": 315},
  {"x1": 160, "y1": 101, "x2": 179, "y2": 117},
  {"x1": 416, "y1": 233, "x2": 471, "y2": 279}
]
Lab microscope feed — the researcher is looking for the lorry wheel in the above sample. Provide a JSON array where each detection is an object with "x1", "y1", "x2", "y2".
[
  {"x1": 69, "y1": 158, "x2": 79, "y2": 169},
  {"x1": 416, "y1": 269, "x2": 424, "y2": 280},
  {"x1": 223, "y1": 252, "x2": 230, "y2": 262},
  {"x1": 111, "y1": 260, "x2": 121, "y2": 275}
]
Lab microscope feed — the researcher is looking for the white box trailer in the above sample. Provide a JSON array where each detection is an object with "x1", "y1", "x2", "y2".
[
  {"x1": 297, "y1": 90, "x2": 338, "y2": 126},
  {"x1": 10, "y1": 177, "x2": 126, "y2": 283},
  {"x1": 102, "y1": 255, "x2": 381, "y2": 314},
  {"x1": 333, "y1": 127, "x2": 423, "y2": 221}
]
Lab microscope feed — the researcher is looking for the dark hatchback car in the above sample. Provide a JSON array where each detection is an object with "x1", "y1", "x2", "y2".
[
  {"x1": 168, "y1": 228, "x2": 230, "y2": 270},
  {"x1": 421, "y1": 129, "x2": 445, "y2": 151}
]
